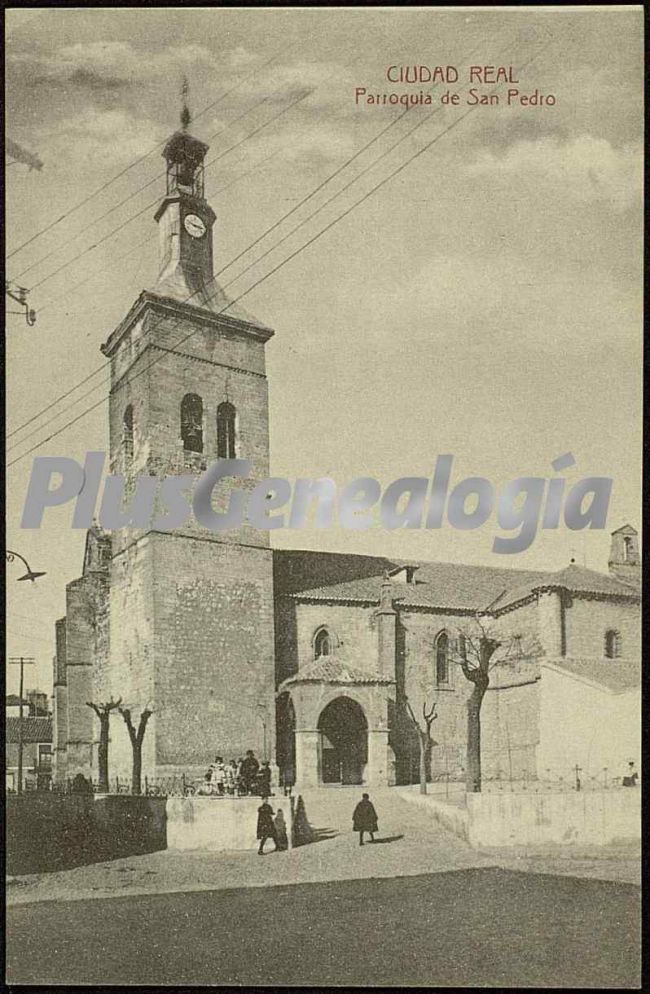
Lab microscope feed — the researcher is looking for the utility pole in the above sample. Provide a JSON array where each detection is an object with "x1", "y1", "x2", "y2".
[
  {"x1": 9, "y1": 657, "x2": 35, "y2": 794},
  {"x1": 5, "y1": 282, "x2": 37, "y2": 326}
]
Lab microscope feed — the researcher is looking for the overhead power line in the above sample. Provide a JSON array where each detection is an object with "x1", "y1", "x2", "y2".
[
  {"x1": 13, "y1": 89, "x2": 278, "y2": 283},
  {"x1": 9, "y1": 93, "x2": 426, "y2": 444},
  {"x1": 6, "y1": 41, "x2": 294, "y2": 262},
  {"x1": 8, "y1": 37, "x2": 485, "y2": 442},
  {"x1": 34, "y1": 147, "x2": 282, "y2": 321},
  {"x1": 8, "y1": 78, "x2": 444, "y2": 447},
  {"x1": 7, "y1": 34, "x2": 554, "y2": 470},
  {"x1": 20, "y1": 89, "x2": 311, "y2": 294},
  {"x1": 8, "y1": 150, "x2": 283, "y2": 450}
]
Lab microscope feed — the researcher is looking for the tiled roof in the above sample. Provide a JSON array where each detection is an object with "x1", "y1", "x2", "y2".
[
  {"x1": 6, "y1": 716, "x2": 52, "y2": 743},
  {"x1": 497, "y1": 564, "x2": 639, "y2": 610},
  {"x1": 273, "y1": 550, "x2": 399, "y2": 596},
  {"x1": 542, "y1": 657, "x2": 640, "y2": 694},
  {"x1": 284, "y1": 555, "x2": 638, "y2": 613},
  {"x1": 280, "y1": 656, "x2": 394, "y2": 687}
]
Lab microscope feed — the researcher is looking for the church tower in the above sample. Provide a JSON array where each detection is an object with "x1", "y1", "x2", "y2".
[
  {"x1": 99, "y1": 89, "x2": 276, "y2": 779},
  {"x1": 608, "y1": 524, "x2": 641, "y2": 589}
]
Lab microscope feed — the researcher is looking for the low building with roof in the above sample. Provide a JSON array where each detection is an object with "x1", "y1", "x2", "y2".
[
  {"x1": 273, "y1": 527, "x2": 641, "y2": 787},
  {"x1": 6, "y1": 716, "x2": 53, "y2": 792},
  {"x1": 538, "y1": 656, "x2": 640, "y2": 781}
]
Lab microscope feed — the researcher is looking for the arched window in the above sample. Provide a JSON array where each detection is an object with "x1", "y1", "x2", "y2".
[
  {"x1": 435, "y1": 631, "x2": 449, "y2": 685},
  {"x1": 604, "y1": 629, "x2": 621, "y2": 659},
  {"x1": 123, "y1": 404, "x2": 134, "y2": 465},
  {"x1": 623, "y1": 536, "x2": 634, "y2": 562},
  {"x1": 314, "y1": 627, "x2": 333, "y2": 659},
  {"x1": 217, "y1": 401, "x2": 237, "y2": 459},
  {"x1": 181, "y1": 393, "x2": 203, "y2": 453}
]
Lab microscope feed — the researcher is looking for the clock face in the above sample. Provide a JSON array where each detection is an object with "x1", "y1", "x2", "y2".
[{"x1": 184, "y1": 213, "x2": 206, "y2": 238}]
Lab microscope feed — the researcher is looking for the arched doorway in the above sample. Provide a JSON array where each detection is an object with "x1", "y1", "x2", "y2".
[{"x1": 317, "y1": 696, "x2": 368, "y2": 785}]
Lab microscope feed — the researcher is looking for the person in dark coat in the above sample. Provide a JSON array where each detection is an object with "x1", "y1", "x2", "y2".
[
  {"x1": 352, "y1": 793, "x2": 378, "y2": 845},
  {"x1": 257, "y1": 797, "x2": 277, "y2": 854},
  {"x1": 274, "y1": 808, "x2": 289, "y2": 851},
  {"x1": 352, "y1": 794, "x2": 377, "y2": 846},
  {"x1": 241, "y1": 750, "x2": 260, "y2": 795}
]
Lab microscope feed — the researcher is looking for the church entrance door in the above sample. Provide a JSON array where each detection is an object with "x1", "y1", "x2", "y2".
[{"x1": 317, "y1": 697, "x2": 368, "y2": 785}]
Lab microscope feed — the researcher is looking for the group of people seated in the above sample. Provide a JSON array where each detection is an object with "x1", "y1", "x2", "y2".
[{"x1": 195, "y1": 750, "x2": 273, "y2": 797}]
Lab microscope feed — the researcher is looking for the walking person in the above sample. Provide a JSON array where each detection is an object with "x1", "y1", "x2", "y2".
[
  {"x1": 257, "y1": 796, "x2": 277, "y2": 855},
  {"x1": 352, "y1": 792, "x2": 378, "y2": 846}
]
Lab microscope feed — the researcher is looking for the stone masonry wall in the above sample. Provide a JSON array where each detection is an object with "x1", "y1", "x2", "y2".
[
  {"x1": 294, "y1": 602, "x2": 379, "y2": 676},
  {"x1": 564, "y1": 596, "x2": 640, "y2": 659},
  {"x1": 64, "y1": 573, "x2": 109, "y2": 779},
  {"x1": 151, "y1": 533, "x2": 276, "y2": 774},
  {"x1": 108, "y1": 309, "x2": 271, "y2": 557},
  {"x1": 106, "y1": 535, "x2": 156, "y2": 780}
]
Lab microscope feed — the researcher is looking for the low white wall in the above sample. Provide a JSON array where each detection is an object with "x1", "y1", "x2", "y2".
[
  {"x1": 467, "y1": 788, "x2": 641, "y2": 848},
  {"x1": 538, "y1": 667, "x2": 640, "y2": 779},
  {"x1": 396, "y1": 787, "x2": 470, "y2": 842},
  {"x1": 166, "y1": 796, "x2": 262, "y2": 851}
]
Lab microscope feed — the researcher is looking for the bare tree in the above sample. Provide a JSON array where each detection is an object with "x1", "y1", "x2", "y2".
[
  {"x1": 405, "y1": 698, "x2": 438, "y2": 795},
  {"x1": 450, "y1": 615, "x2": 540, "y2": 793},
  {"x1": 85, "y1": 697, "x2": 122, "y2": 792},
  {"x1": 118, "y1": 705, "x2": 153, "y2": 795}
]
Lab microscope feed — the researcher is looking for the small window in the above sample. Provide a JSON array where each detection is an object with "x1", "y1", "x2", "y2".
[
  {"x1": 435, "y1": 631, "x2": 449, "y2": 685},
  {"x1": 123, "y1": 405, "x2": 134, "y2": 465},
  {"x1": 181, "y1": 393, "x2": 203, "y2": 454},
  {"x1": 604, "y1": 629, "x2": 621, "y2": 659},
  {"x1": 217, "y1": 402, "x2": 237, "y2": 459},
  {"x1": 314, "y1": 627, "x2": 332, "y2": 659},
  {"x1": 623, "y1": 536, "x2": 634, "y2": 562},
  {"x1": 38, "y1": 744, "x2": 52, "y2": 769}
]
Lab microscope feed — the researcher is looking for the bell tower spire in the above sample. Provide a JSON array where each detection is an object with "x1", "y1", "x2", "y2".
[
  {"x1": 154, "y1": 79, "x2": 216, "y2": 296},
  {"x1": 180, "y1": 75, "x2": 191, "y2": 131}
]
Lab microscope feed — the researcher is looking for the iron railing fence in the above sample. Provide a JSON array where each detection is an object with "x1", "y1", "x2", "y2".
[
  {"x1": 37, "y1": 774, "x2": 273, "y2": 797},
  {"x1": 8, "y1": 767, "x2": 637, "y2": 795}
]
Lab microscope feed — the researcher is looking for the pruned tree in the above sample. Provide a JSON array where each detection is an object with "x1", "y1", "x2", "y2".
[
  {"x1": 85, "y1": 697, "x2": 122, "y2": 792},
  {"x1": 118, "y1": 705, "x2": 153, "y2": 795},
  {"x1": 405, "y1": 697, "x2": 438, "y2": 795},
  {"x1": 449, "y1": 615, "x2": 540, "y2": 793}
]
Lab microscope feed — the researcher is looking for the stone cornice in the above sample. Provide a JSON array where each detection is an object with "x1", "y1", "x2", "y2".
[
  {"x1": 101, "y1": 290, "x2": 274, "y2": 359},
  {"x1": 109, "y1": 341, "x2": 267, "y2": 394}
]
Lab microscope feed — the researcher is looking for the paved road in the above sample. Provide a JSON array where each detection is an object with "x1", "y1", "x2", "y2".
[
  {"x1": 7, "y1": 868, "x2": 640, "y2": 987},
  {"x1": 8, "y1": 787, "x2": 638, "y2": 911}
]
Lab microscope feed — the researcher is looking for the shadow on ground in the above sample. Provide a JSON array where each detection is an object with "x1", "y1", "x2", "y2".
[{"x1": 290, "y1": 795, "x2": 342, "y2": 847}]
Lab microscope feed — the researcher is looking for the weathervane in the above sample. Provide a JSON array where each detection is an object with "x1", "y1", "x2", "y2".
[{"x1": 181, "y1": 76, "x2": 191, "y2": 131}]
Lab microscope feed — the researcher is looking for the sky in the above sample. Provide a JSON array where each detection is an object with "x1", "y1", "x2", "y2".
[{"x1": 5, "y1": 6, "x2": 643, "y2": 696}]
